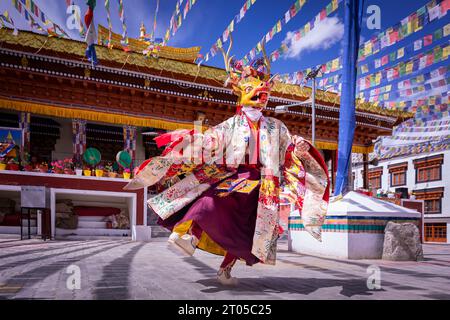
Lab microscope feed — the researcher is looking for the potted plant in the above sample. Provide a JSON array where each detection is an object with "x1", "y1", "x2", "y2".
[
  {"x1": 75, "y1": 165, "x2": 83, "y2": 176},
  {"x1": 75, "y1": 167, "x2": 83, "y2": 176},
  {"x1": 7, "y1": 158, "x2": 20, "y2": 171},
  {"x1": 95, "y1": 164, "x2": 104, "y2": 177},
  {"x1": 39, "y1": 162, "x2": 49, "y2": 173},
  {"x1": 51, "y1": 160, "x2": 64, "y2": 174},
  {"x1": 62, "y1": 158, "x2": 74, "y2": 175},
  {"x1": 23, "y1": 162, "x2": 33, "y2": 172},
  {"x1": 105, "y1": 163, "x2": 117, "y2": 178},
  {"x1": 0, "y1": 157, "x2": 6, "y2": 170},
  {"x1": 83, "y1": 165, "x2": 92, "y2": 176},
  {"x1": 73, "y1": 159, "x2": 83, "y2": 176},
  {"x1": 123, "y1": 168, "x2": 131, "y2": 179}
]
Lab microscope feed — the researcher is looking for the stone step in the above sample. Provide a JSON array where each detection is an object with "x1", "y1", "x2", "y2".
[
  {"x1": 56, "y1": 227, "x2": 130, "y2": 237},
  {"x1": 150, "y1": 225, "x2": 170, "y2": 238},
  {"x1": 77, "y1": 220, "x2": 108, "y2": 229},
  {"x1": 0, "y1": 226, "x2": 38, "y2": 234},
  {"x1": 55, "y1": 235, "x2": 131, "y2": 240},
  {"x1": 77, "y1": 216, "x2": 106, "y2": 222}
]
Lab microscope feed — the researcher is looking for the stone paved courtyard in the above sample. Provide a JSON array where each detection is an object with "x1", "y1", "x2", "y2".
[{"x1": 0, "y1": 236, "x2": 449, "y2": 300}]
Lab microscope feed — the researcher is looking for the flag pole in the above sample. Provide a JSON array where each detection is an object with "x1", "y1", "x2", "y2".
[{"x1": 334, "y1": 0, "x2": 363, "y2": 196}]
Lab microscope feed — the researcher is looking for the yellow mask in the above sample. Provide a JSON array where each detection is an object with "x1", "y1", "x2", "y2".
[{"x1": 220, "y1": 35, "x2": 275, "y2": 110}]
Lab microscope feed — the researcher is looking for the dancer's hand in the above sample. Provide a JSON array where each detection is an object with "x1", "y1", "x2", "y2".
[{"x1": 293, "y1": 136, "x2": 310, "y2": 157}]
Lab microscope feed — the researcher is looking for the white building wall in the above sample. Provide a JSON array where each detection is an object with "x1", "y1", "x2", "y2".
[{"x1": 353, "y1": 149, "x2": 450, "y2": 244}]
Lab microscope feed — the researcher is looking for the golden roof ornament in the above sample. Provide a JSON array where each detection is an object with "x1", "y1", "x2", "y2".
[
  {"x1": 21, "y1": 56, "x2": 28, "y2": 68},
  {"x1": 97, "y1": 24, "x2": 201, "y2": 63},
  {"x1": 139, "y1": 22, "x2": 146, "y2": 41}
]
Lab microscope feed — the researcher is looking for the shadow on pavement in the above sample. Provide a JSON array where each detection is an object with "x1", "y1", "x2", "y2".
[
  {"x1": 93, "y1": 242, "x2": 146, "y2": 300},
  {"x1": 2, "y1": 241, "x2": 131, "y2": 299},
  {"x1": 0, "y1": 241, "x2": 117, "y2": 270},
  {"x1": 196, "y1": 276, "x2": 385, "y2": 298},
  {"x1": 0, "y1": 240, "x2": 111, "y2": 260}
]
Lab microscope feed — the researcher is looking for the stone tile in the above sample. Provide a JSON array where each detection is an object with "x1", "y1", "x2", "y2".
[{"x1": 0, "y1": 238, "x2": 449, "y2": 299}]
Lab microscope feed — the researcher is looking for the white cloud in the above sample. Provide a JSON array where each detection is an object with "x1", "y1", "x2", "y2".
[{"x1": 283, "y1": 17, "x2": 344, "y2": 59}]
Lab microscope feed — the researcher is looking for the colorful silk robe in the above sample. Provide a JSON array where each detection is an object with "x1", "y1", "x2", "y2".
[{"x1": 125, "y1": 113, "x2": 329, "y2": 265}]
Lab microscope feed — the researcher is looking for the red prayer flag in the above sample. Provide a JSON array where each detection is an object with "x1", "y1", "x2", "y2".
[
  {"x1": 426, "y1": 53, "x2": 434, "y2": 66},
  {"x1": 320, "y1": 9, "x2": 326, "y2": 20},
  {"x1": 424, "y1": 34, "x2": 433, "y2": 46},
  {"x1": 290, "y1": 5, "x2": 296, "y2": 17},
  {"x1": 389, "y1": 30, "x2": 398, "y2": 43},
  {"x1": 393, "y1": 67, "x2": 399, "y2": 78},
  {"x1": 442, "y1": 0, "x2": 450, "y2": 12}
]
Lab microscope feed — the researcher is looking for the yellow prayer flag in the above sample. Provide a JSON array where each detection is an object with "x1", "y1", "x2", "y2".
[
  {"x1": 407, "y1": 21, "x2": 412, "y2": 34},
  {"x1": 443, "y1": 45, "x2": 450, "y2": 60},
  {"x1": 305, "y1": 22, "x2": 310, "y2": 33},
  {"x1": 332, "y1": 0, "x2": 338, "y2": 10},
  {"x1": 277, "y1": 20, "x2": 282, "y2": 33},
  {"x1": 397, "y1": 47, "x2": 405, "y2": 58},
  {"x1": 229, "y1": 20, "x2": 234, "y2": 32},
  {"x1": 256, "y1": 42, "x2": 262, "y2": 52},
  {"x1": 332, "y1": 58, "x2": 339, "y2": 70},
  {"x1": 375, "y1": 73, "x2": 381, "y2": 84},
  {"x1": 444, "y1": 23, "x2": 450, "y2": 37},
  {"x1": 364, "y1": 42, "x2": 372, "y2": 55},
  {"x1": 406, "y1": 62, "x2": 413, "y2": 73},
  {"x1": 386, "y1": 85, "x2": 392, "y2": 92}
]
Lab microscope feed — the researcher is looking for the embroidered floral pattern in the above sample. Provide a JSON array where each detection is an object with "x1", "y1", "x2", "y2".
[{"x1": 131, "y1": 113, "x2": 329, "y2": 262}]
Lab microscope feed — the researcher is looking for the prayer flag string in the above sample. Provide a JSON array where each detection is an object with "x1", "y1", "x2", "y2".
[{"x1": 200, "y1": 0, "x2": 257, "y2": 64}]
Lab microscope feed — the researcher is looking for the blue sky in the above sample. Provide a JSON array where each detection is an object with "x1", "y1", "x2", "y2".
[{"x1": 0, "y1": 0, "x2": 447, "y2": 84}]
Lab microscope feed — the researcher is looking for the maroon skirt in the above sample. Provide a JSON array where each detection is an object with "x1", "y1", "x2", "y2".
[{"x1": 158, "y1": 166, "x2": 261, "y2": 265}]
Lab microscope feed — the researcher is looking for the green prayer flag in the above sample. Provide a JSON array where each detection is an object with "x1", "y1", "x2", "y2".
[
  {"x1": 389, "y1": 52, "x2": 396, "y2": 62},
  {"x1": 434, "y1": 47, "x2": 442, "y2": 62},
  {"x1": 399, "y1": 63, "x2": 406, "y2": 76},
  {"x1": 434, "y1": 28, "x2": 443, "y2": 40}
]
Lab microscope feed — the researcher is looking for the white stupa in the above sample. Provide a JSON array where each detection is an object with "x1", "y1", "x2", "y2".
[{"x1": 288, "y1": 191, "x2": 422, "y2": 259}]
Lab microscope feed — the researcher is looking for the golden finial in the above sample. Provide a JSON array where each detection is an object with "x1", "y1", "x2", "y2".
[
  {"x1": 21, "y1": 56, "x2": 28, "y2": 68},
  {"x1": 140, "y1": 22, "x2": 146, "y2": 40}
]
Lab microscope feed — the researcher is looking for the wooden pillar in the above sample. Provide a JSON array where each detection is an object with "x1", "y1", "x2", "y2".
[
  {"x1": 123, "y1": 125, "x2": 137, "y2": 168},
  {"x1": 363, "y1": 153, "x2": 369, "y2": 189},
  {"x1": 331, "y1": 149, "x2": 337, "y2": 193},
  {"x1": 72, "y1": 119, "x2": 87, "y2": 167},
  {"x1": 19, "y1": 112, "x2": 30, "y2": 164}
]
